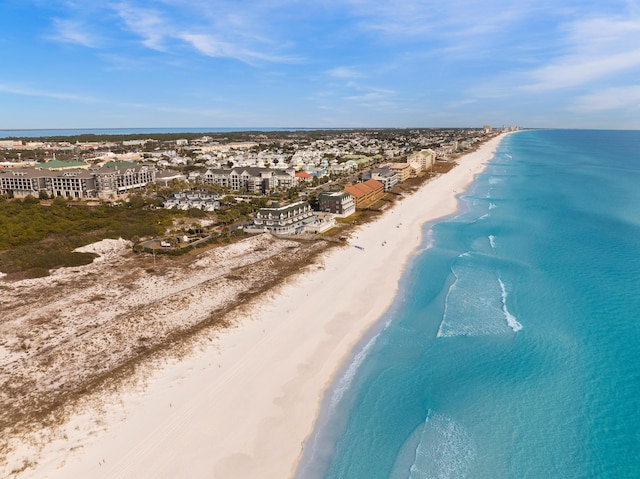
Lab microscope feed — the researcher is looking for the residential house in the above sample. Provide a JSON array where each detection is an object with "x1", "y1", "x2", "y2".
[{"x1": 295, "y1": 171, "x2": 313, "y2": 184}]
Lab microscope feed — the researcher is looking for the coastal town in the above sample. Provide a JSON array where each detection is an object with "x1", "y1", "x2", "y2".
[
  {"x1": 0, "y1": 128, "x2": 514, "y2": 477},
  {"x1": 0, "y1": 126, "x2": 515, "y2": 243}
]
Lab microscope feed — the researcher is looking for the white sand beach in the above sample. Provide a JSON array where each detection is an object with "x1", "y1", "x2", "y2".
[{"x1": 7, "y1": 134, "x2": 507, "y2": 479}]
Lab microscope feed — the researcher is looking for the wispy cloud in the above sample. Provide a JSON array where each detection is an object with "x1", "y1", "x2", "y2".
[
  {"x1": 179, "y1": 33, "x2": 300, "y2": 64},
  {"x1": 346, "y1": 0, "x2": 538, "y2": 40},
  {"x1": 0, "y1": 83, "x2": 100, "y2": 103},
  {"x1": 521, "y1": 16, "x2": 640, "y2": 91},
  {"x1": 112, "y1": 2, "x2": 168, "y2": 50},
  {"x1": 573, "y1": 85, "x2": 640, "y2": 111},
  {"x1": 48, "y1": 17, "x2": 99, "y2": 47},
  {"x1": 345, "y1": 86, "x2": 396, "y2": 108}
]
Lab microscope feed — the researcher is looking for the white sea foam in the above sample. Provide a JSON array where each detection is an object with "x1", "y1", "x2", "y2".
[
  {"x1": 407, "y1": 412, "x2": 476, "y2": 479},
  {"x1": 488, "y1": 235, "x2": 496, "y2": 252},
  {"x1": 329, "y1": 326, "x2": 384, "y2": 410},
  {"x1": 438, "y1": 258, "x2": 520, "y2": 338},
  {"x1": 436, "y1": 268, "x2": 458, "y2": 338},
  {"x1": 489, "y1": 202, "x2": 496, "y2": 210},
  {"x1": 499, "y1": 278, "x2": 522, "y2": 332}
]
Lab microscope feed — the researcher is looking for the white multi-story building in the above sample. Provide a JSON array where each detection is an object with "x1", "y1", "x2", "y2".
[
  {"x1": 201, "y1": 167, "x2": 297, "y2": 194},
  {"x1": 0, "y1": 164, "x2": 157, "y2": 199},
  {"x1": 164, "y1": 192, "x2": 220, "y2": 211},
  {"x1": 407, "y1": 149, "x2": 435, "y2": 172},
  {"x1": 251, "y1": 201, "x2": 314, "y2": 235}
]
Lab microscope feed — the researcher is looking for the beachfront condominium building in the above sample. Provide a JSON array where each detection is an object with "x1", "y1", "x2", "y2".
[
  {"x1": 407, "y1": 149, "x2": 436, "y2": 173},
  {"x1": 318, "y1": 191, "x2": 355, "y2": 217},
  {"x1": 344, "y1": 179, "x2": 384, "y2": 209},
  {"x1": 361, "y1": 167, "x2": 398, "y2": 192},
  {"x1": 252, "y1": 200, "x2": 314, "y2": 235},
  {"x1": 387, "y1": 163, "x2": 412, "y2": 183}
]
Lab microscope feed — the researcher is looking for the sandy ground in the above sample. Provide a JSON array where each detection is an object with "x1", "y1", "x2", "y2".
[{"x1": 1, "y1": 134, "x2": 507, "y2": 478}]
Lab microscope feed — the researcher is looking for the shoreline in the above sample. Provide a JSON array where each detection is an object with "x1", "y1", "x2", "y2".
[{"x1": 6, "y1": 133, "x2": 509, "y2": 479}]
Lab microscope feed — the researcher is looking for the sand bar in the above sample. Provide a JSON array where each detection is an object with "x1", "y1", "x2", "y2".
[{"x1": 8, "y1": 134, "x2": 507, "y2": 478}]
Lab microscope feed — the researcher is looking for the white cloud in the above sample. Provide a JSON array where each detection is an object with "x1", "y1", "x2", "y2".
[
  {"x1": 522, "y1": 49, "x2": 640, "y2": 92},
  {"x1": 521, "y1": 16, "x2": 640, "y2": 92},
  {"x1": 113, "y1": 3, "x2": 167, "y2": 50},
  {"x1": 179, "y1": 32, "x2": 300, "y2": 64},
  {"x1": 49, "y1": 17, "x2": 99, "y2": 47},
  {"x1": 573, "y1": 85, "x2": 640, "y2": 111}
]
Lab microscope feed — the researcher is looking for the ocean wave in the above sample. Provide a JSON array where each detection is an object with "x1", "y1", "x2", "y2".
[
  {"x1": 407, "y1": 412, "x2": 476, "y2": 479},
  {"x1": 438, "y1": 257, "x2": 521, "y2": 337},
  {"x1": 499, "y1": 278, "x2": 522, "y2": 332}
]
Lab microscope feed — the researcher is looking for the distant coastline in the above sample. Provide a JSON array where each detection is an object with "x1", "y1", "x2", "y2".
[
  {"x1": 0, "y1": 127, "x2": 323, "y2": 140},
  {"x1": 0, "y1": 126, "x2": 505, "y2": 140}
]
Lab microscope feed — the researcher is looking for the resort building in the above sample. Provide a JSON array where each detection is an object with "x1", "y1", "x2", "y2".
[
  {"x1": 0, "y1": 164, "x2": 157, "y2": 199},
  {"x1": 92, "y1": 164, "x2": 156, "y2": 199},
  {"x1": 45, "y1": 170, "x2": 97, "y2": 199},
  {"x1": 318, "y1": 191, "x2": 355, "y2": 217},
  {"x1": 0, "y1": 169, "x2": 47, "y2": 198},
  {"x1": 387, "y1": 163, "x2": 413, "y2": 183},
  {"x1": 250, "y1": 200, "x2": 314, "y2": 235},
  {"x1": 361, "y1": 167, "x2": 398, "y2": 191},
  {"x1": 344, "y1": 179, "x2": 384, "y2": 209}
]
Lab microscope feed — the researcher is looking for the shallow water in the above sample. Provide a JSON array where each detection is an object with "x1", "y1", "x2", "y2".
[{"x1": 296, "y1": 130, "x2": 640, "y2": 479}]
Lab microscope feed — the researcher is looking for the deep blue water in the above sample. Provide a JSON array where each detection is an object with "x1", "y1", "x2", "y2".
[{"x1": 296, "y1": 130, "x2": 640, "y2": 479}]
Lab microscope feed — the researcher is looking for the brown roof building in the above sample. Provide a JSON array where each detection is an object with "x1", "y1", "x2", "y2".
[{"x1": 344, "y1": 179, "x2": 384, "y2": 209}]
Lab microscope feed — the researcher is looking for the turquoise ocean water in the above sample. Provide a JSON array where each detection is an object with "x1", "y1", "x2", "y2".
[{"x1": 296, "y1": 130, "x2": 640, "y2": 479}]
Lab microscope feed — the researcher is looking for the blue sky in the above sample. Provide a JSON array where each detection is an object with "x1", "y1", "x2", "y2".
[{"x1": 1, "y1": 0, "x2": 639, "y2": 129}]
